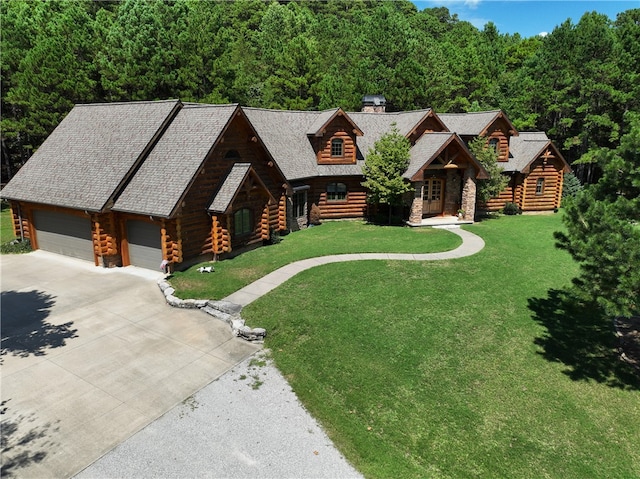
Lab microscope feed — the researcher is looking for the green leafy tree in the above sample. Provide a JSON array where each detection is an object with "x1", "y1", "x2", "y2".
[
  {"x1": 468, "y1": 136, "x2": 509, "y2": 204},
  {"x1": 555, "y1": 113, "x2": 640, "y2": 317},
  {"x1": 361, "y1": 124, "x2": 412, "y2": 224}
]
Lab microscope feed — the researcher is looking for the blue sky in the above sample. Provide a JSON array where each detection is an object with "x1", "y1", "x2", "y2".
[{"x1": 412, "y1": 1, "x2": 639, "y2": 37}]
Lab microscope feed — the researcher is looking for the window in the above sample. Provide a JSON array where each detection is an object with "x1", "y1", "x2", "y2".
[
  {"x1": 536, "y1": 177, "x2": 545, "y2": 195},
  {"x1": 233, "y1": 208, "x2": 252, "y2": 236},
  {"x1": 326, "y1": 182, "x2": 347, "y2": 202},
  {"x1": 331, "y1": 138, "x2": 344, "y2": 157},
  {"x1": 225, "y1": 150, "x2": 240, "y2": 160},
  {"x1": 292, "y1": 190, "x2": 307, "y2": 218},
  {"x1": 488, "y1": 138, "x2": 499, "y2": 155}
]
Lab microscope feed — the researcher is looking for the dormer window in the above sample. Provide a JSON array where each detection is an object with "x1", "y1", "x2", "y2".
[
  {"x1": 488, "y1": 138, "x2": 499, "y2": 155},
  {"x1": 331, "y1": 138, "x2": 344, "y2": 157}
]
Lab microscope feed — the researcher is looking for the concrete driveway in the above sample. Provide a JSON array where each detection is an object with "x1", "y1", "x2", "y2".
[{"x1": 1, "y1": 250, "x2": 260, "y2": 478}]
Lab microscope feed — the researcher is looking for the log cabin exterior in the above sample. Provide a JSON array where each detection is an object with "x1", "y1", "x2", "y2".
[{"x1": 1, "y1": 97, "x2": 565, "y2": 270}]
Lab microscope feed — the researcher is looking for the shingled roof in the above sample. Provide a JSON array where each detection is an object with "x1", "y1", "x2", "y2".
[
  {"x1": 438, "y1": 110, "x2": 504, "y2": 136},
  {"x1": 504, "y1": 132, "x2": 569, "y2": 173},
  {"x1": 208, "y1": 163, "x2": 275, "y2": 213},
  {"x1": 1, "y1": 100, "x2": 181, "y2": 211},
  {"x1": 113, "y1": 103, "x2": 238, "y2": 217},
  {"x1": 243, "y1": 108, "x2": 324, "y2": 180}
]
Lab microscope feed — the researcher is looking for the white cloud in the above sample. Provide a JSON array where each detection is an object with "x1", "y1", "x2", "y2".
[{"x1": 538, "y1": 31, "x2": 549, "y2": 37}]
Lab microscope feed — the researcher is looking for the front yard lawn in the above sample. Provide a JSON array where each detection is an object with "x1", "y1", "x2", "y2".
[
  {"x1": 243, "y1": 214, "x2": 640, "y2": 478},
  {"x1": 170, "y1": 221, "x2": 460, "y2": 300}
]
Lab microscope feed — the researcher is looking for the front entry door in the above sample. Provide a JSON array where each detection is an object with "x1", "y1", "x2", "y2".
[{"x1": 423, "y1": 178, "x2": 444, "y2": 215}]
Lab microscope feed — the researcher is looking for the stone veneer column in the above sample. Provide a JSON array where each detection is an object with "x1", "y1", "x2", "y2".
[
  {"x1": 460, "y1": 167, "x2": 477, "y2": 221},
  {"x1": 409, "y1": 181, "x2": 423, "y2": 224}
]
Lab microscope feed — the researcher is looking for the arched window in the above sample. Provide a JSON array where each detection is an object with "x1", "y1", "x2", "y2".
[
  {"x1": 225, "y1": 150, "x2": 241, "y2": 160},
  {"x1": 536, "y1": 178, "x2": 545, "y2": 195},
  {"x1": 331, "y1": 138, "x2": 344, "y2": 157},
  {"x1": 326, "y1": 182, "x2": 347, "y2": 202},
  {"x1": 233, "y1": 208, "x2": 252, "y2": 236}
]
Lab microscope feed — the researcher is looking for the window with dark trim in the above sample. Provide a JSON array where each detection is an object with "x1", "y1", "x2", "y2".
[
  {"x1": 331, "y1": 138, "x2": 344, "y2": 157},
  {"x1": 326, "y1": 182, "x2": 347, "y2": 202},
  {"x1": 292, "y1": 191, "x2": 307, "y2": 218},
  {"x1": 488, "y1": 138, "x2": 499, "y2": 155},
  {"x1": 233, "y1": 208, "x2": 252, "y2": 236},
  {"x1": 536, "y1": 177, "x2": 545, "y2": 195}
]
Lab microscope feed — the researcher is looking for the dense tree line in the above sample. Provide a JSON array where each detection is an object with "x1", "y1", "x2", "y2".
[{"x1": 1, "y1": 0, "x2": 639, "y2": 183}]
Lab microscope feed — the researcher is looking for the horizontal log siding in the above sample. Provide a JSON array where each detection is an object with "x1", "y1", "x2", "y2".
[
  {"x1": 92, "y1": 212, "x2": 118, "y2": 258},
  {"x1": 10, "y1": 201, "x2": 33, "y2": 242},
  {"x1": 211, "y1": 215, "x2": 230, "y2": 254},
  {"x1": 307, "y1": 176, "x2": 367, "y2": 219},
  {"x1": 161, "y1": 218, "x2": 181, "y2": 264},
  {"x1": 177, "y1": 112, "x2": 286, "y2": 261},
  {"x1": 483, "y1": 185, "x2": 514, "y2": 211},
  {"x1": 487, "y1": 129, "x2": 510, "y2": 162},
  {"x1": 315, "y1": 116, "x2": 357, "y2": 165},
  {"x1": 521, "y1": 157, "x2": 564, "y2": 211}
]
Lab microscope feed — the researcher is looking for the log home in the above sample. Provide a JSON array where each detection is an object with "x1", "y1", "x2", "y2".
[{"x1": 1, "y1": 97, "x2": 565, "y2": 270}]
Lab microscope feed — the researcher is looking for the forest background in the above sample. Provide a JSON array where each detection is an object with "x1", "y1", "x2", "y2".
[{"x1": 1, "y1": 0, "x2": 639, "y2": 185}]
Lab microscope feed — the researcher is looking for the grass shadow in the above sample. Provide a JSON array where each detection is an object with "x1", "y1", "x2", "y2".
[
  {"x1": 528, "y1": 288, "x2": 640, "y2": 390},
  {"x1": 0, "y1": 290, "x2": 77, "y2": 361}
]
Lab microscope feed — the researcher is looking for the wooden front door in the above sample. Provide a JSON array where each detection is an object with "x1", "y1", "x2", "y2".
[{"x1": 423, "y1": 178, "x2": 444, "y2": 215}]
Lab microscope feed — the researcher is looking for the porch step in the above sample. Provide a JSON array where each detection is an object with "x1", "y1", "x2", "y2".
[{"x1": 406, "y1": 216, "x2": 473, "y2": 227}]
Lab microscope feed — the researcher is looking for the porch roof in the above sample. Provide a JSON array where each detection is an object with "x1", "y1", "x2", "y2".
[{"x1": 208, "y1": 163, "x2": 275, "y2": 214}]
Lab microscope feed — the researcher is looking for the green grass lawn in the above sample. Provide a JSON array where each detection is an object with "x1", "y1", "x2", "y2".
[
  {"x1": 170, "y1": 221, "x2": 460, "y2": 300},
  {"x1": 240, "y1": 214, "x2": 640, "y2": 479},
  {"x1": 1, "y1": 202, "x2": 16, "y2": 244}
]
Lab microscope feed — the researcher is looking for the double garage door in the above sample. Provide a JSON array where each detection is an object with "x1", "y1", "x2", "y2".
[{"x1": 33, "y1": 211, "x2": 162, "y2": 270}]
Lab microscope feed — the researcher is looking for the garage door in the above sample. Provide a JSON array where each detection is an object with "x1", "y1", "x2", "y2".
[
  {"x1": 33, "y1": 210, "x2": 94, "y2": 262},
  {"x1": 126, "y1": 220, "x2": 162, "y2": 270}
]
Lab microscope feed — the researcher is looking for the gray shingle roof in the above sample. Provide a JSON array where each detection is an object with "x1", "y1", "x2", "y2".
[
  {"x1": 208, "y1": 163, "x2": 252, "y2": 213},
  {"x1": 403, "y1": 132, "x2": 456, "y2": 179},
  {"x1": 0, "y1": 100, "x2": 181, "y2": 211},
  {"x1": 438, "y1": 110, "x2": 502, "y2": 136},
  {"x1": 113, "y1": 104, "x2": 238, "y2": 217},
  {"x1": 349, "y1": 110, "x2": 433, "y2": 156},
  {"x1": 244, "y1": 108, "x2": 322, "y2": 180},
  {"x1": 503, "y1": 132, "x2": 550, "y2": 173}
]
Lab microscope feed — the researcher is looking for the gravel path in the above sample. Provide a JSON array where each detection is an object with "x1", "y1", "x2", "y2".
[{"x1": 75, "y1": 350, "x2": 363, "y2": 479}]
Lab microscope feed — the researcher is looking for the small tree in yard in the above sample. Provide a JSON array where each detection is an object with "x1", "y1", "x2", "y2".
[
  {"x1": 362, "y1": 124, "x2": 412, "y2": 224},
  {"x1": 468, "y1": 136, "x2": 509, "y2": 204}
]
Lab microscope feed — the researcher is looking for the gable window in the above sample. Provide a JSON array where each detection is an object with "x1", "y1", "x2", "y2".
[
  {"x1": 331, "y1": 138, "x2": 344, "y2": 157},
  {"x1": 536, "y1": 177, "x2": 545, "y2": 195},
  {"x1": 225, "y1": 150, "x2": 241, "y2": 160},
  {"x1": 488, "y1": 138, "x2": 499, "y2": 155},
  {"x1": 327, "y1": 182, "x2": 347, "y2": 202},
  {"x1": 233, "y1": 208, "x2": 252, "y2": 236}
]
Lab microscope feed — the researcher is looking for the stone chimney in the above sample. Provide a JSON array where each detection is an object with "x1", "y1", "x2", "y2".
[{"x1": 362, "y1": 95, "x2": 386, "y2": 113}]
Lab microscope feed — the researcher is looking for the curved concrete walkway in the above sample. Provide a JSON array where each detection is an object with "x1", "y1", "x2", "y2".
[{"x1": 224, "y1": 226, "x2": 484, "y2": 307}]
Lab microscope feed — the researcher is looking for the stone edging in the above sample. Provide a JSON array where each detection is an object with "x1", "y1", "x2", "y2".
[{"x1": 157, "y1": 278, "x2": 266, "y2": 341}]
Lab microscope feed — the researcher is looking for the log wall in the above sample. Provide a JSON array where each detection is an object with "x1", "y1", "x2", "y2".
[
  {"x1": 314, "y1": 116, "x2": 357, "y2": 165},
  {"x1": 306, "y1": 176, "x2": 368, "y2": 219},
  {"x1": 177, "y1": 111, "x2": 286, "y2": 261},
  {"x1": 520, "y1": 157, "x2": 564, "y2": 211}
]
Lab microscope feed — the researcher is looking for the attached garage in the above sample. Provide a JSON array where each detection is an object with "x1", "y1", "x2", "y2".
[
  {"x1": 126, "y1": 220, "x2": 162, "y2": 270},
  {"x1": 33, "y1": 210, "x2": 94, "y2": 262}
]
